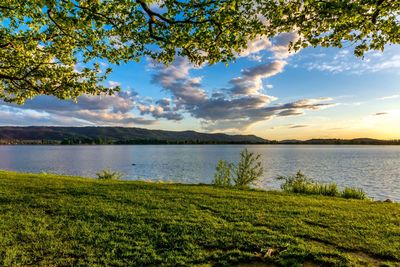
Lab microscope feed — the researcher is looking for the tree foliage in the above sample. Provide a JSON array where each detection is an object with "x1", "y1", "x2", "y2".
[{"x1": 1, "y1": 0, "x2": 399, "y2": 103}]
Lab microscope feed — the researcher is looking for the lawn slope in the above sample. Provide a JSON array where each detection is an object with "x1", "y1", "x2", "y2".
[{"x1": 0, "y1": 171, "x2": 399, "y2": 266}]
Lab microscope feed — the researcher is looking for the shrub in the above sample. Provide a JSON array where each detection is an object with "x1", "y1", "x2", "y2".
[
  {"x1": 277, "y1": 171, "x2": 369, "y2": 200},
  {"x1": 96, "y1": 168, "x2": 123, "y2": 180},
  {"x1": 232, "y1": 149, "x2": 264, "y2": 188},
  {"x1": 341, "y1": 187, "x2": 368, "y2": 200},
  {"x1": 277, "y1": 170, "x2": 310, "y2": 193},
  {"x1": 212, "y1": 149, "x2": 264, "y2": 188},
  {"x1": 213, "y1": 160, "x2": 232, "y2": 186},
  {"x1": 277, "y1": 171, "x2": 339, "y2": 197},
  {"x1": 315, "y1": 183, "x2": 339, "y2": 197}
]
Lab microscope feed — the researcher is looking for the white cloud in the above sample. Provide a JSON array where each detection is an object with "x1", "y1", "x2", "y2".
[
  {"x1": 238, "y1": 37, "x2": 272, "y2": 58},
  {"x1": 230, "y1": 61, "x2": 286, "y2": 95},
  {"x1": 238, "y1": 32, "x2": 300, "y2": 61},
  {"x1": 377, "y1": 95, "x2": 400, "y2": 100},
  {"x1": 108, "y1": 80, "x2": 121, "y2": 88},
  {"x1": 304, "y1": 46, "x2": 400, "y2": 74},
  {"x1": 0, "y1": 89, "x2": 156, "y2": 126},
  {"x1": 148, "y1": 58, "x2": 335, "y2": 131}
]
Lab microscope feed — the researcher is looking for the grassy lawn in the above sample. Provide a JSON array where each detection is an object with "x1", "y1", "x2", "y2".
[{"x1": 0, "y1": 171, "x2": 399, "y2": 266}]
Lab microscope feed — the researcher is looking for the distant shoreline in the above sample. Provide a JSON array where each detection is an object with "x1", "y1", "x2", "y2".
[
  {"x1": 1, "y1": 142, "x2": 399, "y2": 146},
  {"x1": 0, "y1": 126, "x2": 398, "y2": 145}
]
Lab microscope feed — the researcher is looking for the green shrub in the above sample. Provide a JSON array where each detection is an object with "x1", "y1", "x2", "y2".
[
  {"x1": 213, "y1": 160, "x2": 232, "y2": 186},
  {"x1": 277, "y1": 171, "x2": 339, "y2": 197},
  {"x1": 232, "y1": 149, "x2": 264, "y2": 188},
  {"x1": 277, "y1": 171, "x2": 368, "y2": 200},
  {"x1": 315, "y1": 183, "x2": 339, "y2": 197},
  {"x1": 96, "y1": 168, "x2": 123, "y2": 180},
  {"x1": 212, "y1": 149, "x2": 264, "y2": 188},
  {"x1": 277, "y1": 170, "x2": 310, "y2": 193},
  {"x1": 341, "y1": 187, "x2": 368, "y2": 200}
]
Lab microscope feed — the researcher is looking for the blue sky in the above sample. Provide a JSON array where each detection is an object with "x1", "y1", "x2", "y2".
[{"x1": 1, "y1": 33, "x2": 399, "y2": 140}]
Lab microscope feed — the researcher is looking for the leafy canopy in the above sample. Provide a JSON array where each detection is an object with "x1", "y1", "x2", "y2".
[{"x1": 1, "y1": 0, "x2": 399, "y2": 103}]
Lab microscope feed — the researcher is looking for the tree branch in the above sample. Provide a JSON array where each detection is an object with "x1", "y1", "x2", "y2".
[{"x1": 136, "y1": 0, "x2": 214, "y2": 25}]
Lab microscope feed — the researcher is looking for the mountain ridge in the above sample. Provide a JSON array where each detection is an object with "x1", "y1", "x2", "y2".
[
  {"x1": 0, "y1": 126, "x2": 398, "y2": 145},
  {"x1": 0, "y1": 126, "x2": 267, "y2": 144}
]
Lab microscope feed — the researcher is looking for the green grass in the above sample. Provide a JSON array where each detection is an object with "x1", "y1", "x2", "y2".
[
  {"x1": 0, "y1": 171, "x2": 399, "y2": 266},
  {"x1": 341, "y1": 187, "x2": 368, "y2": 200}
]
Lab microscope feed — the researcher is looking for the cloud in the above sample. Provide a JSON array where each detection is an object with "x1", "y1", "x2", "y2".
[
  {"x1": 277, "y1": 109, "x2": 304, "y2": 116},
  {"x1": 4, "y1": 56, "x2": 301, "y2": 130},
  {"x1": 199, "y1": 97, "x2": 335, "y2": 131},
  {"x1": 270, "y1": 32, "x2": 300, "y2": 59},
  {"x1": 108, "y1": 80, "x2": 121, "y2": 88},
  {"x1": 0, "y1": 105, "x2": 87, "y2": 126},
  {"x1": 238, "y1": 32, "x2": 300, "y2": 60},
  {"x1": 271, "y1": 124, "x2": 309, "y2": 130},
  {"x1": 65, "y1": 109, "x2": 155, "y2": 125},
  {"x1": 147, "y1": 58, "x2": 335, "y2": 131},
  {"x1": 375, "y1": 112, "x2": 388, "y2": 116},
  {"x1": 238, "y1": 37, "x2": 272, "y2": 58},
  {"x1": 137, "y1": 103, "x2": 183, "y2": 121},
  {"x1": 289, "y1": 124, "x2": 308, "y2": 128},
  {"x1": 16, "y1": 90, "x2": 138, "y2": 114},
  {"x1": 0, "y1": 90, "x2": 156, "y2": 126},
  {"x1": 151, "y1": 58, "x2": 207, "y2": 108},
  {"x1": 229, "y1": 61, "x2": 286, "y2": 95},
  {"x1": 377, "y1": 95, "x2": 400, "y2": 100},
  {"x1": 304, "y1": 46, "x2": 400, "y2": 74}
]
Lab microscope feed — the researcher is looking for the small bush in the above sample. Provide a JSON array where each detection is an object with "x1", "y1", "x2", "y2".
[
  {"x1": 277, "y1": 171, "x2": 339, "y2": 197},
  {"x1": 212, "y1": 149, "x2": 264, "y2": 188},
  {"x1": 232, "y1": 149, "x2": 264, "y2": 188},
  {"x1": 213, "y1": 160, "x2": 232, "y2": 186},
  {"x1": 277, "y1": 170, "x2": 311, "y2": 193},
  {"x1": 277, "y1": 171, "x2": 368, "y2": 200},
  {"x1": 315, "y1": 183, "x2": 339, "y2": 197},
  {"x1": 341, "y1": 187, "x2": 368, "y2": 200},
  {"x1": 96, "y1": 168, "x2": 123, "y2": 180}
]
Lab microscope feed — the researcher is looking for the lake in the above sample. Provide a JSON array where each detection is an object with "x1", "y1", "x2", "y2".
[{"x1": 0, "y1": 145, "x2": 399, "y2": 201}]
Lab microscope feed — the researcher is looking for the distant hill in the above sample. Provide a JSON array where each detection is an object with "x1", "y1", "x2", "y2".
[
  {"x1": 0, "y1": 127, "x2": 398, "y2": 145},
  {"x1": 0, "y1": 126, "x2": 268, "y2": 144},
  {"x1": 279, "y1": 138, "x2": 400, "y2": 145}
]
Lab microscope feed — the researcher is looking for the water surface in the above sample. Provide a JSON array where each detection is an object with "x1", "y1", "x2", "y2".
[{"x1": 0, "y1": 145, "x2": 399, "y2": 201}]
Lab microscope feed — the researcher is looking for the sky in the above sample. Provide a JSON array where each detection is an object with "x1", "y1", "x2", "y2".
[{"x1": 1, "y1": 33, "x2": 399, "y2": 140}]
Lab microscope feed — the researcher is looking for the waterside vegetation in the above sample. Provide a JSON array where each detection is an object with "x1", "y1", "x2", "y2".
[
  {"x1": 277, "y1": 171, "x2": 368, "y2": 200},
  {"x1": 96, "y1": 168, "x2": 123, "y2": 180},
  {"x1": 213, "y1": 149, "x2": 264, "y2": 188},
  {"x1": 213, "y1": 150, "x2": 368, "y2": 200}
]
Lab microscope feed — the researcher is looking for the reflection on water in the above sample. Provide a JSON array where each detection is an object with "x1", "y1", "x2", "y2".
[{"x1": 0, "y1": 145, "x2": 399, "y2": 201}]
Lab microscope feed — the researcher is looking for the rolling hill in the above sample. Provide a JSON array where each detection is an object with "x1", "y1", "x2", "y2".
[{"x1": 0, "y1": 126, "x2": 268, "y2": 144}]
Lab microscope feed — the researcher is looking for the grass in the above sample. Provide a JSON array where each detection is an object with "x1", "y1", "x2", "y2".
[
  {"x1": 0, "y1": 171, "x2": 399, "y2": 266},
  {"x1": 341, "y1": 187, "x2": 368, "y2": 200}
]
